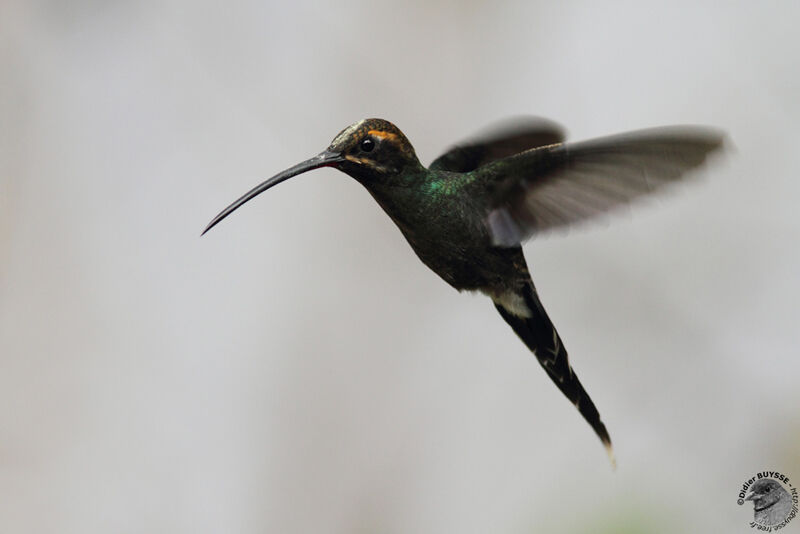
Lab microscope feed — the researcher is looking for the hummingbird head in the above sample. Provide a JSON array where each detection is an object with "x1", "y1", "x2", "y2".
[
  {"x1": 327, "y1": 118, "x2": 421, "y2": 182},
  {"x1": 202, "y1": 118, "x2": 422, "y2": 235}
]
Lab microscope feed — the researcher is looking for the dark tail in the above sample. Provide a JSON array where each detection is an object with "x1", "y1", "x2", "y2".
[{"x1": 493, "y1": 280, "x2": 615, "y2": 467}]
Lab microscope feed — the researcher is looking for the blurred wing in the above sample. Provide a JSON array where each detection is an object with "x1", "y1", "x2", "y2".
[
  {"x1": 429, "y1": 116, "x2": 566, "y2": 173},
  {"x1": 485, "y1": 126, "x2": 726, "y2": 246}
]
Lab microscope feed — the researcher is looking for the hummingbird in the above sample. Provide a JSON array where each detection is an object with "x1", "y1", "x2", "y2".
[{"x1": 203, "y1": 117, "x2": 724, "y2": 465}]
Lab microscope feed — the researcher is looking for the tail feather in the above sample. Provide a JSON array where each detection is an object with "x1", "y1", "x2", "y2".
[{"x1": 493, "y1": 280, "x2": 615, "y2": 467}]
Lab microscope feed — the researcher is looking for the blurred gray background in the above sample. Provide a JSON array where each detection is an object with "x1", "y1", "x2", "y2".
[{"x1": 1, "y1": 1, "x2": 799, "y2": 533}]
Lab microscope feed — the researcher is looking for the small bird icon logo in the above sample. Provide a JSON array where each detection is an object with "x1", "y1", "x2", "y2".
[{"x1": 746, "y1": 479, "x2": 793, "y2": 526}]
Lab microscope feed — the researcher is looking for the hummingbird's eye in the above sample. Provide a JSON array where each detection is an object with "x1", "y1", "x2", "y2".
[{"x1": 360, "y1": 137, "x2": 375, "y2": 153}]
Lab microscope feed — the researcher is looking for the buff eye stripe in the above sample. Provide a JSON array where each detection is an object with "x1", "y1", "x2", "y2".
[
  {"x1": 368, "y1": 129, "x2": 399, "y2": 142},
  {"x1": 345, "y1": 155, "x2": 365, "y2": 164},
  {"x1": 344, "y1": 154, "x2": 390, "y2": 172}
]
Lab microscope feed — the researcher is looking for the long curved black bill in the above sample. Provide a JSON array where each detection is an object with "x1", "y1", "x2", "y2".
[{"x1": 202, "y1": 150, "x2": 343, "y2": 235}]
